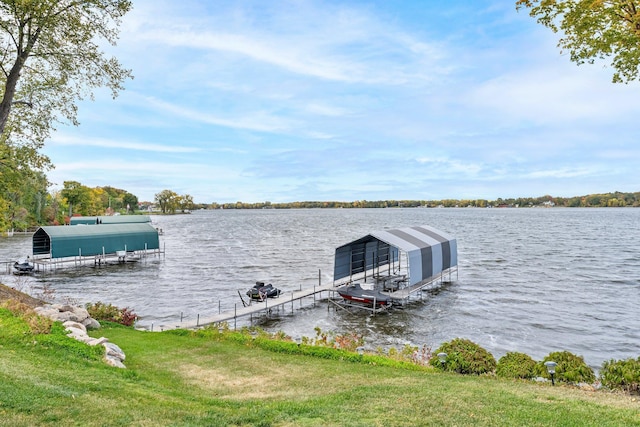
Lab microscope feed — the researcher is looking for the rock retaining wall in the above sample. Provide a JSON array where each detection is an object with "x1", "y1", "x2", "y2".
[{"x1": 34, "y1": 303, "x2": 127, "y2": 368}]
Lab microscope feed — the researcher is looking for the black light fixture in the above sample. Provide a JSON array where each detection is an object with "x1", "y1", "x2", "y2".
[
  {"x1": 356, "y1": 346, "x2": 365, "y2": 356},
  {"x1": 544, "y1": 361, "x2": 557, "y2": 386}
]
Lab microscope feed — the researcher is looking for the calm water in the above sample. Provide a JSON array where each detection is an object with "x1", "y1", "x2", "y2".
[{"x1": 1, "y1": 208, "x2": 639, "y2": 368}]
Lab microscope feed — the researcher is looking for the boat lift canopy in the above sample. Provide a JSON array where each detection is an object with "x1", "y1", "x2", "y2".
[
  {"x1": 32, "y1": 223, "x2": 160, "y2": 259},
  {"x1": 333, "y1": 225, "x2": 457, "y2": 287}
]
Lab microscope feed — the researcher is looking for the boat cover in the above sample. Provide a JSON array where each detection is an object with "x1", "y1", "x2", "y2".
[
  {"x1": 333, "y1": 225, "x2": 457, "y2": 286},
  {"x1": 32, "y1": 223, "x2": 160, "y2": 259}
]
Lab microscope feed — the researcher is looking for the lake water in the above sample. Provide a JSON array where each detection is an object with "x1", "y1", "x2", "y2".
[{"x1": 1, "y1": 208, "x2": 639, "y2": 369}]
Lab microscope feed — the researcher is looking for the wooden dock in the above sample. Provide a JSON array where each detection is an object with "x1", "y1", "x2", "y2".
[
  {"x1": 160, "y1": 282, "x2": 339, "y2": 330},
  {"x1": 386, "y1": 267, "x2": 458, "y2": 300},
  {"x1": 154, "y1": 266, "x2": 458, "y2": 331}
]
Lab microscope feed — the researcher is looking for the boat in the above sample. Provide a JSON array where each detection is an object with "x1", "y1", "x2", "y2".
[
  {"x1": 337, "y1": 282, "x2": 392, "y2": 307},
  {"x1": 246, "y1": 281, "x2": 282, "y2": 300},
  {"x1": 13, "y1": 259, "x2": 34, "y2": 274}
]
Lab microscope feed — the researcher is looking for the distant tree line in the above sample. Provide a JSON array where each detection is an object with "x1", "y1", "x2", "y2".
[
  {"x1": 3, "y1": 187, "x2": 639, "y2": 232},
  {"x1": 206, "y1": 191, "x2": 640, "y2": 210}
]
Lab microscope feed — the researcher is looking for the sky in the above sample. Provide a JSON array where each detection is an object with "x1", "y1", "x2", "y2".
[{"x1": 44, "y1": 0, "x2": 640, "y2": 204}]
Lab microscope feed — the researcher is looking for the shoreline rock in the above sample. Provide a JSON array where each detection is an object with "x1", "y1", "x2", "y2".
[{"x1": 37, "y1": 303, "x2": 127, "y2": 368}]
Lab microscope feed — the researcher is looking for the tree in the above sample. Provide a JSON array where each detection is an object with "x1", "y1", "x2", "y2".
[
  {"x1": 60, "y1": 180, "x2": 90, "y2": 216},
  {"x1": 516, "y1": 1, "x2": 640, "y2": 83},
  {"x1": 0, "y1": 1, "x2": 132, "y2": 228},
  {"x1": 178, "y1": 194, "x2": 194, "y2": 212},
  {"x1": 155, "y1": 189, "x2": 178, "y2": 214},
  {"x1": 0, "y1": 0, "x2": 133, "y2": 136}
]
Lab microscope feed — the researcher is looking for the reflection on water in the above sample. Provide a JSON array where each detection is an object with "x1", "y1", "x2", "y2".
[{"x1": 1, "y1": 207, "x2": 639, "y2": 368}]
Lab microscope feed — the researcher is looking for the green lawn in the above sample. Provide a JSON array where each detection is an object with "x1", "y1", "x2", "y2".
[{"x1": 0, "y1": 309, "x2": 638, "y2": 426}]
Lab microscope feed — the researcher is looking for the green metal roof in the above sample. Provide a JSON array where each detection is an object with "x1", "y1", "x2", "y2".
[
  {"x1": 69, "y1": 215, "x2": 152, "y2": 225},
  {"x1": 33, "y1": 223, "x2": 160, "y2": 259}
]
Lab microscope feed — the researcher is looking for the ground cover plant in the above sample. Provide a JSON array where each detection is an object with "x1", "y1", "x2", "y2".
[{"x1": 1, "y1": 303, "x2": 639, "y2": 427}]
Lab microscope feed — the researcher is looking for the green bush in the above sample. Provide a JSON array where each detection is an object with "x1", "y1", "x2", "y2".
[
  {"x1": 600, "y1": 357, "x2": 640, "y2": 394},
  {"x1": 430, "y1": 338, "x2": 496, "y2": 375},
  {"x1": 496, "y1": 352, "x2": 537, "y2": 379},
  {"x1": 538, "y1": 351, "x2": 595, "y2": 384}
]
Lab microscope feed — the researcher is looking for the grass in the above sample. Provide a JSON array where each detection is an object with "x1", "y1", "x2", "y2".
[{"x1": 1, "y1": 307, "x2": 639, "y2": 426}]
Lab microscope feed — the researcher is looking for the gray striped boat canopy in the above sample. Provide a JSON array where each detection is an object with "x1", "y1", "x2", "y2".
[{"x1": 333, "y1": 225, "x2": 457, "y2": 286}]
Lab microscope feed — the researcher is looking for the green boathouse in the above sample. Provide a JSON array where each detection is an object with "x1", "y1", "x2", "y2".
[
  {"x1": 32, "y1": 223, "x2": 160, "y2": 259},
  {"x1": 69, "y1": 215, "x2": 152, "y2": 225}
]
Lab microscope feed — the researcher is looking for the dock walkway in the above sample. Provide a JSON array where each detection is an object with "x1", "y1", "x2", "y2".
[
  {"x1": 385, "y1": 266, "x2": 458, "y2": 300},
  {"x1": 161, "y1": 282, "x2": 338, "y2": 330}
]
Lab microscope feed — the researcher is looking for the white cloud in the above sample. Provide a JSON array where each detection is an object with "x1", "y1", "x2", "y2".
[
  {"x1": 50, "y1": 135, "x2": 201, "y2": 153},
  {"x1": 125, "y1": 1, "x2": 448, "y2": 86},
  {"x1": 143, "y1": 96, "x2": 295, "y2": 133},
  {"x1": 523, "y1": 167, "x2": 603, "y2": 179}
]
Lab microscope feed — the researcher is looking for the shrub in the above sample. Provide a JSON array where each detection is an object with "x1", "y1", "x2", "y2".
[
  {"x1": 496, "y1": 352, "x2": 537, "y2": 379},
  {"x1": 86, "y1": 301, "x2": 137, "y2": 327},
  {"x1": 385, "y1": 343, "x2": 429, "y2": 364},
  {"x1": 306, "y1": 327, "x2": 364, "y2": 351},
  {"x1": 430, "y1": 338, "x2": 496, "y2": 375},
  {"x1": 600, "y1": 357, "x2": 640, "y2": 394},
  {"x1": 538, "y1": 351, "x2": 595, "y2": 384}
]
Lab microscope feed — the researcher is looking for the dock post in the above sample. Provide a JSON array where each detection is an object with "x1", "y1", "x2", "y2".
[
  {"x1": 180, "y1": 312, "x2": 183, "y2": 322},
  {"x1": 234, "y1": 304, "x2": 237, "y2": 330},
  {"x1": 196, "y1": 314, "x2": 199, "y2": 327},
  {"x1": 291, "y1": 292, "x2": 294, "y2": 313},
  {"x1": 219, "y1": 300, "x2": 221, "y2": 314}
]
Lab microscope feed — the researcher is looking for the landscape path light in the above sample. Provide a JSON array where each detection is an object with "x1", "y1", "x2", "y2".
[
  {"x1": 544, "y1": 361, "x2": 557, "y2": 386},
  {"x1": 437, "y1": 352, "x2": 447, "y2": 370},
  {"x1": 356, "y1": 346, "x2": 365, "y2": 356}
]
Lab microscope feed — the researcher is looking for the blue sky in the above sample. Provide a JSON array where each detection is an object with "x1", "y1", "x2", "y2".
[{"x1": 44, "y1": 0, "x2": 640, "y2": 203}]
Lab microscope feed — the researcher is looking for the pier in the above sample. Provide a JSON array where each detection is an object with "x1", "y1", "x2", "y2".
[
  {"x1": 29, "y1": 247, "x2": 164, "y2": 273},
  {"x1": 159, "y1": 281, "x2": 338, "y2": 330},
  {"x1": 157, "y1": 265, "x2": 458, "y2": 331}
]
